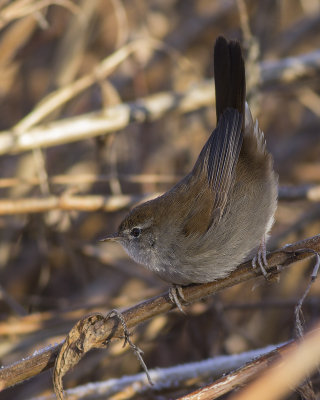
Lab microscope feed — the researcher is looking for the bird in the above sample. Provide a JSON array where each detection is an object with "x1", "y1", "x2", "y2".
[{"x1": 101, "y1": 36, "x2": 278, "y2": 300}]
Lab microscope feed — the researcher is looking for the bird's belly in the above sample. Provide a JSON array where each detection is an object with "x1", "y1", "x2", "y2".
[{"x1": 157, "y1": 178, "x2": 277, "y2": 285}]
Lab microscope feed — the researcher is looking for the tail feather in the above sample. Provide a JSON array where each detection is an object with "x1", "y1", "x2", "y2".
[{"x1": 214, "y1": 36, "x2": 246, "y2": 130}]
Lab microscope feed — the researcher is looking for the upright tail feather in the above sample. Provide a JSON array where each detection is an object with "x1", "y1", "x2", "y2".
[{"x1": 214, "y1": 36, "x2": 246, "y2": 130}]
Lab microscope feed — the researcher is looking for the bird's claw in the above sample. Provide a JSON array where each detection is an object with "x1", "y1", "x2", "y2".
[
  {"x1": 252, "y1": 238, "x2": 269, "y2": 278},
  {"x1": 169, "y1": 285, "x2": 187, "y2": 314}
]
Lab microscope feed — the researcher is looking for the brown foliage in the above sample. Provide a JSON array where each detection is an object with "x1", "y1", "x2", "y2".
[{"x1": 1, "y1": 1, "x2": 320, "y2": 399}]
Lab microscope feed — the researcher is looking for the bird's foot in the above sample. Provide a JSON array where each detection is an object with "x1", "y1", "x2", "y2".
[
  {"x1": 252, "y1": 237, "x2": 269, "y2": 278},
  {"x1": 169, "y1": 285, "x2": 187, "y2": 314}
]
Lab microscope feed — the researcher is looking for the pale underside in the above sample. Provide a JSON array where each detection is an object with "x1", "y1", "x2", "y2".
[{"x1": 120, "y1": 107, "x2": 278, "y2": 285}]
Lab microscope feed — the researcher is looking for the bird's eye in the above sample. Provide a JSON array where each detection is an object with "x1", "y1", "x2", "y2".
[{"x1": 130, "y1": 227, "x2": 141, "y2": 238}]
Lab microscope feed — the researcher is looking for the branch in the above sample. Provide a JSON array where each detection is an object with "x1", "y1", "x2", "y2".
[
  {"x1": 1, "y1": 49, "x2": 320, "y2": 154},
  {"x1": 0, "y1": 173, "x2": 180, "y2": 189},
  {"x1": 0, "y1": 1, "x2": 81, "y2": 30},
  {"x1": 0, "y1": 193, "x2": 159, "y2": 215},
  {"x1": 0, "y1": 184, "x2": 319, "y2": 215},
  {"x1": 230, "y1": 322, "x2": 320, "y2": 400},
  {"x1": 29, "y1": 344, "x2": 284, "y2": 400},
  {"x1": 13, "y1": 39, "x2": 167, "y2": 133},
  {"x1": 0, "y1": 233, "x2": 319, "y2": 390},
  {"x1": 278, "y1": 184, "x2": 320, "y2": 202},
  {"x1": 178, "y1": 341, "x2": 295, "y2": 400},
  {"x1": 180, "y1": 321, "x2": 320, "y2": 400}
]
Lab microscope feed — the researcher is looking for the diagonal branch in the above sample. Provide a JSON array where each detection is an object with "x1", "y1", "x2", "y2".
[
  {"x1": 0, "y1": 233, "x2": 319, "y2": 390},
  {"x1": 1, "y1": 49, "x2": 320, "y2": 155},
  {"x1": 178, "y1": 341, "x2": 295, "y2": 400},
  {"x1": 29, "y1": 343, "x2": 288, "y2": 400},
  {"x1": 180, "y1": 321, "x2": 320, "y2": 400}
]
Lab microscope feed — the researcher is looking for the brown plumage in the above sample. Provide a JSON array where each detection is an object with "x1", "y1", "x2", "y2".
[{"x1": 102, "y1": 36, "x2": 278, "y2": 285}]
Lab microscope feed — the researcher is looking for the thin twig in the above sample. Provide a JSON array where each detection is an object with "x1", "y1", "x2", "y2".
[
  {"x1": 105, "y1": 310, "x2": 153, "y2": 385},
  {"x1": 293, "y1": 249, "x2": 320, "y2": 338}
]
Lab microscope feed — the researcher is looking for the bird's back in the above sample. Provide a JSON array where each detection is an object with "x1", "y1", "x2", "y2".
[{"x1": 152, "y1": 37, "x2": 278, "y2": 284}]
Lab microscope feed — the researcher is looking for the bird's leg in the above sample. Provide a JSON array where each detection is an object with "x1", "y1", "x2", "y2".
[
  {"x1": 252, "y1": 236, "x2": 269, "y2": 278},
  {"x1": 169, "y1": 284, "x2": 188, "y2": 314}
]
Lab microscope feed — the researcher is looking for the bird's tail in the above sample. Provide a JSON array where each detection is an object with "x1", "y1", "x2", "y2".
[{"x1": 214, "y1": 36, "x2": 246, "y2": 131}]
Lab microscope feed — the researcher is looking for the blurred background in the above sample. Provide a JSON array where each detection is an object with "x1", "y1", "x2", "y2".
[{"x1": 0, "y1": 0, "x2": 320, "y2": 398}]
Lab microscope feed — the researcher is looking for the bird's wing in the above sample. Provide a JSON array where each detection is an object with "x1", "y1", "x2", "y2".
[{"x1": 182, "y1": 108, "x2": 243, "y2": 236}]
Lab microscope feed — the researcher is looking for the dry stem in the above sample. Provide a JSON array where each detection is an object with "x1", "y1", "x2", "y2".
[
  {"x1": 0, "y1": 185, "x2": 319, "y2": 215},
  {"x1": 1, "y1": 49, "x2": 320, "y2": 154}
]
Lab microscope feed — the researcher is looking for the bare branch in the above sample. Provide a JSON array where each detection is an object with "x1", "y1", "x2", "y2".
[
  {"x1": 1, "y1": 49, "x2": 320, "y2": 154},
  {"x1": 30, "y1": 344, "x2": 283, "y2": 400},
  {"x1": 230, "y1": 322, "x2": 320, "y2": 400},
  {"x1": 0, "y1": 173, "x2": 180, "y2": 189},
  {"x1": 13, "y1": 39, "x2": 165, "y2": 133},
  {"x1": 0, "y1": 233, "x2": 319, "y2": 390},
  {"x1": 180, "y1": 320, "x2": 320, "y2": 400},
  {"x1": 278, "y1": 184, "x2": 320, "y2": 201},
  {"x1": 0, "y1": 0, "x2": 81, "y2": 30},
  {"x1": 0, "y1": 184, "x2": 318, "y2": 215},
  {"x1": 0, "y1": 193, "x2": 159, "y2": 214},
  {"x1": 178, "y1": 341, "x2": 294, "y2": 400}
]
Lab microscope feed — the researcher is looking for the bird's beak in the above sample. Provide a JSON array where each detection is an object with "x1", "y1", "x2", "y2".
[{"x1": 99, "y1": 233, "x2": 121, "y2": 242}]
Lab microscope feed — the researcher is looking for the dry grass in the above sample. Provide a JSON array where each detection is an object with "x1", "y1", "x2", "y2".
[{"x1": 1, "y1": 0, "x2": 320, "y2": 399}]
